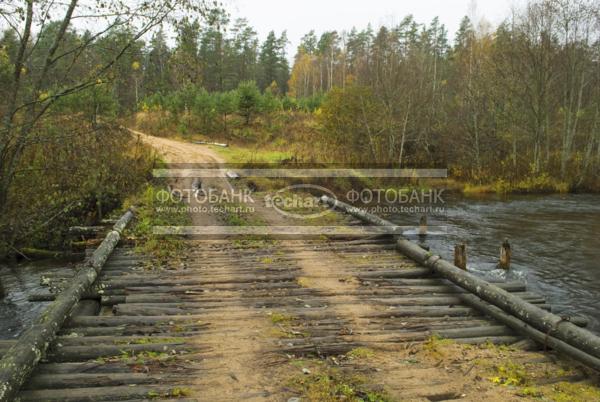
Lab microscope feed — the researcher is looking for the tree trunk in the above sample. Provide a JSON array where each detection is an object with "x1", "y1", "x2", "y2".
[{"x1": 399, "y1": 100, "x2": 411, "y2": 167}]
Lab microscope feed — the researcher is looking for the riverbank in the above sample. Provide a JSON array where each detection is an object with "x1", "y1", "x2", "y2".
[
  {"x1": 140, "y1": 127, "x2": 594, "y2": 196},
  {"x1": 130, "y1": 109, "x2": 600, "y2": 195}
]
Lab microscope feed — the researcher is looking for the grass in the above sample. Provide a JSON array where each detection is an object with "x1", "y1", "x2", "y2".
[
  {"x1": 462, "y1": 174, "x2": 571, "y2": 195},
  {"x1": 488, "y1": 362, "x2": 600, "y2": 401},
  {"x1": 296, "y1": 277, "x2": 313, "y2": 288},
  {"x1": 287, "y1": 360, "x2": 391, "y2": 402},
  {"x1": 218, "y1": 202, "x2": 265, "y2": 227},
  {"x1": 346, "y1": 347, "x2": 376, "y2": 360},
  {"x1": 211, "y1": 144, "x2": 293, "y2": 164},
  {"x1": 422, "y1": 335, "x2": 455, "y2": 358},
  {"x1": 124, "y1": 183, "x2": 190, "y2": 266},
  {"x1": 548, "y1": 382, "x2": 600, "y2": 402},
  {"x1": 269, "y1": 312, "x2": 296, "y2": 325},
  {"x1": 147, "y1": 387, "x2": 193, "y2": 399},
  {"x1": 489, "y1": 362, "x2": 529, "y2": 387}
]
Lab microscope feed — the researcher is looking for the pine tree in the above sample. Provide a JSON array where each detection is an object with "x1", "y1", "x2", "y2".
[{"x1": 144, "y1": 28, "x2": 172, "y2": 95}]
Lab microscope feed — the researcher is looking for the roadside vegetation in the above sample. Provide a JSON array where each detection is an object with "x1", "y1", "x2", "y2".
[
  {"x1": 124, "y1": 183, "x2": 191, "y2": 266},
  {"x1": 0, "y1": 0, "x2": 598, "y2": 252},
  {"x1": 0, "y1": 0, "x2": 208, "y2": 260},
  {"x1": 0, "y1": 118, "x2": 156, "y2": 259}
]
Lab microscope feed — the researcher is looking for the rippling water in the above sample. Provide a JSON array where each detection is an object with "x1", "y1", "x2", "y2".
[
  {"x1": 0, "y1": 262, "x2": 75, "y2": 339},
  {"x1": 389, "y1": 193, "x2": 600, "y2": 332}
]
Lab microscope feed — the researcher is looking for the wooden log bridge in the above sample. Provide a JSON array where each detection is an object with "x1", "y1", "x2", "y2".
[
  {"x1": 1, "y1": 197, "x2": 600, "y2": 400},
  {"x1": 0, "y1": 210, "x2": 134, "y2": 401},
  {"x1": 321, "y1": 195, "x2": 600, "y2": 370}
]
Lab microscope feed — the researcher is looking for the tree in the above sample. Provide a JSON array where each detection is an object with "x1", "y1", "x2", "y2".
[
  {"x1": 237, "y1": 81, "x2": 260, "y2": 125},
  {"x1": 258, "y1": 31, "x2": 289, "y2": 92},
  {"x1": 319, "y1": 85, "x2": 384, "y2": 163},
  {"x1": 144, "y1": 28, "x2": 172, "y2": 95},
  {"x1": 0, "y1": 0, "x2": 209, "y2": 220},
  {"x1": 199, "y1": 7, "x2": 230, "y2": 91},
  {"x1": 231, "y1": 19, "x2": 259, "y2": 84},
  {"x1": 171, "y1": 18, "x2": 203, "y2": 89},
  {"x1": 215, "y1": 91, "x2": 238, "y2": 136}
]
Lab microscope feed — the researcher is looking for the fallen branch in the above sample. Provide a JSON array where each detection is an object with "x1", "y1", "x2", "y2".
[{"x1": 192, "y1": 140, "x2": 228, "y2": 148}]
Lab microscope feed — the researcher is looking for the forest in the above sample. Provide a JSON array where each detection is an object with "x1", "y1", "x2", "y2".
[{"x1": 1, "y1": 0, "x2": 600, "y2": 256}]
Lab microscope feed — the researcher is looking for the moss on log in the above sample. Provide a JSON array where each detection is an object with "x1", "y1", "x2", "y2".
[{"x1": 0, "y1": 210, "x2": 134, "y2": 402}]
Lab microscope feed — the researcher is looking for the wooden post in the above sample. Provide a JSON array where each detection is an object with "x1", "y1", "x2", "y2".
[
  {"x1": 499, "y1": 238, "x2": 511, "y2": 270},
  {"x1": 454, "y1": 243, "x2": 467, "y2": 270},
  {"x1": 0, "y1": 277, "x2": 5, "y2": 299},
  {"x1": 418, "y1": 215, "x2": 427, "y2": 236}
]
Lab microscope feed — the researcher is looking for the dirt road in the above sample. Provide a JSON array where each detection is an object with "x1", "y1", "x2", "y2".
[{"x1": 135, "y1": 131, "x2": 598, "y2": 402}]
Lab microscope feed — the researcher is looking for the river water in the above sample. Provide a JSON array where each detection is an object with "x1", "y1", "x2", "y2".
[
  {"x1": 389, "y1": 193, "x2": 600, "y2": 333},
  {"x1": 1, "y1": 194, "x2": 599, "y2": 337},
  {"x1": 0, "y1": 262, "x2": 76, "y2": 340}
]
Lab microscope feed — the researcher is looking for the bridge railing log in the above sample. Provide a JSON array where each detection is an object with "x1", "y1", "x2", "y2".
[
  {"x1": 0, "y1": 209, "x2": 134, "y2": 402},
  {"x1": 321, "y1": 195, "x2": 600, "y2": 371}
]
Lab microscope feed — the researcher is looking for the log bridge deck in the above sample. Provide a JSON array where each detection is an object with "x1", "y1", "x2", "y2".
[{"x1": 1, "y1": 204, "x2": 600, "y2": 401}]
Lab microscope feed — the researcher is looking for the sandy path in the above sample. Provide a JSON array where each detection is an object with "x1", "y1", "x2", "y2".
[
  {"x1": 134, "y1": 130, "x2": 283, "y2": 400},
  {"x1": 132, "y1": 130, "x2": 590, "y2": 402}
]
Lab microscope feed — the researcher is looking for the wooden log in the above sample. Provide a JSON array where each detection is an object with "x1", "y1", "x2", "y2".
[
  {"x1": 19, "y1": 248, "x2": 84, "y2": 261},
  {"x1": 48, "y1": 343, "x2": 195, "y2": 363},
  {"x1": 69, "y1": 300, "x2": 100, "y2": 317},
  {"x1": 453, "y1": 336, "x2": 522, "y2": 345},
  {"x1": 28, "y1": 292, "x2": 100, "y2": 303},
  {"x1": 318, "y1": 196, "x2": 402, "y2": 234},
  {"x1": 61, "y1": 323, "x2": 210, "y2": 337},
  {"x1": 419, "y1": 215, "x2": 428, "y2": 236},
  {"x1": 51, "y1": 335, "x2": 196, "y2": 348},
  {"x1": 499, "y1": 238, "x2": 511, "y2": 270},
  {"x1": 0, "y1": 210, "x2": 134, "y2": 402},
  {"x1": 193, "y1": 140, "x2": 228, "y2": 147},
  {"x1": 226, "y1": 171, "x2": 240, "y2": 179},
  {"x1": 18, "y1": 385, "x2": 197, "y2": 402},
  {"x1": 454, "y1": 243, "x2": 467, "y2": 270},
  {"x1": 112, "y1": 305, "x2": 191, "y2": 316},
  {"x1": 96, "y1": 274, "x2": 297, "y2": 289},
  {"x1": 65, "y1": 315, "x2": 208, "y2": 328},
  {"x1": 70, "y1": 239, "x2": 103, "y2": 251},
  {"x1": 321, "y1": 196, "x2": 600, "y2": 365},
  {"x1": 460, "y1": 294, "x2": 600, "y2": 371},
  {"x1": 357, "y1": 268, "x2": 434, "y2": 279},
  {"x1": 23, "y1": 372, "x2": 165, "y2": 390},
  {"x1": 67, "y1": 226, "x2": 107, "y2": 236},
  {"x1": 33, "y1": 361, "x2": 133, "y2": 375}
]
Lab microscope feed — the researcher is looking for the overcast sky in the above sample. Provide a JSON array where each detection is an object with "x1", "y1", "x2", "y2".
[{"x1": 227, "y1": 0, "x2": 520, "y2": 56}]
